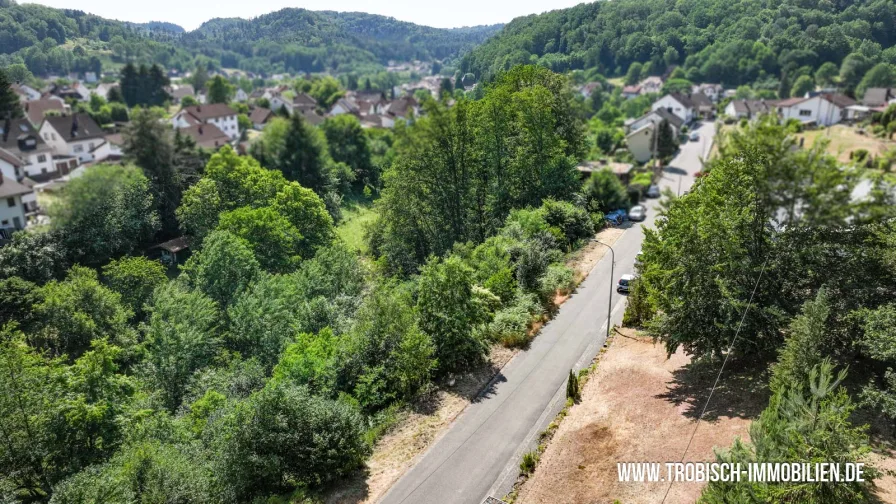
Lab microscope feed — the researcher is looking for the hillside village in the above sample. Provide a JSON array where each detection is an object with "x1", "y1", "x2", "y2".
[{"x1": 2, "y1": 1, "x2": 896, "y2": 504}]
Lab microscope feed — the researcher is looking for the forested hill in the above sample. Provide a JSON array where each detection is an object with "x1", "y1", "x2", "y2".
[
  {"x1": 460, "y1": 0, "x2": 896, "y2": 87},
  {"x1": 0, "y1": 1, "x2": 501, "y2": 77},
  {"x1": 187, "y1": 9, "x2": 502, "y2": 68}
]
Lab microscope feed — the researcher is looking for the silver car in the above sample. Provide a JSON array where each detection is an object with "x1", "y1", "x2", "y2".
[
  {"x1": 646, "y1": 184, "x2": 661, "y2": 198},
  {"x1": 628, "y1": 205, "x2": 647, "y2": 221}
]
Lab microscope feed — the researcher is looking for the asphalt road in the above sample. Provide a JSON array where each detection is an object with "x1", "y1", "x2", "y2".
[{"x1": 379, "y1": 121, "x2": 717, "y2": 504}]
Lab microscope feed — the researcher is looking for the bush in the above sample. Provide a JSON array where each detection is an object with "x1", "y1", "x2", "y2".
[
  {"x1": 488, "y1": 305, "x2": 532, "y2": 348},
  {"x1": 542, "y1": 199, "x2": 594, "y2": 249},
  {"x1": 566, "y1": 369, "x2": 581, "y2": 403},
  {"x1": 520, "y1": 451, "x2": 539, "y2": 474},
  {"x1": 216, "y1": 382, "x2": 369, "y2": 499},
  {"x1": 540, "y1": 263, "x2": 576, "y2": 300},
  {"x1": 622, "y1": 277, "x2": 653, "y2": 328}
]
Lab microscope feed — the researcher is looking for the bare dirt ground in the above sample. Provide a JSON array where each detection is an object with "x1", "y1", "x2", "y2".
[
  {"x1": 516, "y1": 329, "x2": 769, "y2": 504},
  {"x1": 323, "y1": 227, "x2": 624, "y2": 504}
]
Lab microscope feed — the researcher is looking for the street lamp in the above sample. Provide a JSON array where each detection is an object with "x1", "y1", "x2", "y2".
[{"x1": 591, "y1": 239, "x2": 615, "y2": 342}]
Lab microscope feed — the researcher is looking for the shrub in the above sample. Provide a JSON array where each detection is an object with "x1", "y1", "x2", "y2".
[
  {"x1": 484, "y1": 267, "x2": 517, "y2": 305},
  {"x1": 541, "y1": 199, "x2": 595, "y2": 249},
  {"x1": 520, "y1": 451, "x2": 539, "y2": 474},
  {"x1": 540, "y1": 264, "x2": 576, "y2": 300},
  {"x1": 566, "y1": 369, "x2": 580, "y2": 403},
  {"x1": 622, "y1": 277, "x2": 653, "y2": 328},
  {"x1": 489, "y1": 305, "x2": 532, "y2": 348}
]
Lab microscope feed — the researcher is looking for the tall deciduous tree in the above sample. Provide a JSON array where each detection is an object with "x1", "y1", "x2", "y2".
[
  {"x1": 0, "y1": 68, "x2": 23, "y2": 120},
  {"x1": 207, "y1": 75, "x2": 233, "y2": 104}
]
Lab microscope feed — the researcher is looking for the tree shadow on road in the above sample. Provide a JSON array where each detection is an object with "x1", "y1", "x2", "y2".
[{"x1": 656, "y1": 356, "x2": 770, "y2": 422}]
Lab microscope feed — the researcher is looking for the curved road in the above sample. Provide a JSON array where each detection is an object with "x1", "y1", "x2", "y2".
[{"x1": 379, "y1": 121, "x2": 716, "y2": 504}]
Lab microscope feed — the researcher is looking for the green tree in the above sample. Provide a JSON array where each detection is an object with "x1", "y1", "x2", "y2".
[
  {"x1": 337, "y1": 283, "x2": 436, "y2": 411},
  {"x1": 214, "y1": 382, "x2": 369, "y2": 500},
  {"x1": 122, "y1": 107, "x2": 181, "y2": 237},
  {"x1": 0, "y1": 68, "x2": 24, "y2": 119},
  {"x1": 192, "y1": 64, "x2": 209, "y2": 92},
  {"x1": 625, "y1": 62, "x2": 643, "y2": 85},
  {"x1": 101, "y1": 256, "x2": 167, "y2": 319},
  {"x1": 49, "y1": 164, "x2": 159, "y2": 266},
  {"x1": 790, "y1": 74, "x2": 815, "y2": 98},
  {"x1": 182, "y1": 230, "x2": 261, "y2": 307},
  {"x1": 661, "y1": 78, "x2": 693, "y2": 94},
  {"x1": 143, "y1": 281, "x2": 220, "y2": 411},
  {"x1": 216, "y1": 206, "x2": 303, "y2": 272},
  {"x1": 815, "y1": 62, "x2": 839, "y2": 87},
  {"x1": 839, "y1": 53, "x2": 872, "y2": 96},
  {"x1": 207, "y1": 75, "x2": 234, "y2": 104},
  {"x1": 321, "y1": 114, "x2": 376, "y2": 189},
  {"x1": 32, "y1": 266, "x2": 134, "y2": 360},
  {"x1": 777, "y1": 71, "x2": 791, "y2": 99},
  {"x1": 0, "y1": 229, "x2": 69, "y2": 284},
  {"x1": 701, "y1": 362, "x2": 875, "y2": 503},
  {"x1": 417, "y1": 256, "x2": 487, "y2": 375},
  {"x1": 655, "y1": 119, "x2": 677, "y2": 159},
  {"x1": 582, "y1": 169, "x2": 629, "y2": 213}
]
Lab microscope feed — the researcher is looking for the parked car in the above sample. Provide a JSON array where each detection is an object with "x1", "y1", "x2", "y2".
[
  {"x1": 604, "y1": 209, "x2": 627, "y2": 226},
  {"x1": 628, "y1": 205, "x2": 646, "y2": 221},
  {"x1": 617, "y1": 273, "x2": 636, "y2": 293},
  {"x1": 646, "y1": 184, "x2": 661, "y2": 198},
  {"x1": 634, "y1": 249, "x2": 644, "y2": 268},
  {"x1": 689, "y1": 131, "x2": 700, "y2": 141}
]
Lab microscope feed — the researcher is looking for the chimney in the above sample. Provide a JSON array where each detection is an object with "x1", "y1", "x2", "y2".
[
  {"x1": 196, "y1": 105, "x2": 201, "y2": 113},
  {"x1": 70, "y1": 114, "x2": 79, "y2": 138},
  {"x1": 198, "y1": 126, "x2": 203, "y2": 135}
]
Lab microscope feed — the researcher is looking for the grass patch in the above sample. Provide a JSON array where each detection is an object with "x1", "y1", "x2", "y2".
[
  {"x1": 336, "y1": 194, "x2": 379, "y2": 253},
  {"x1": 796, "y1": 125, "x2": 895, "y2": 165}
]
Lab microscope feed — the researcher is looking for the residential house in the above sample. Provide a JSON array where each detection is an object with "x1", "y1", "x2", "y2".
[
  {"x1": 49, "y1": 81, "x2": 90, "y2": 101},
  {"x1": 627, "y1": 108, "x2": 684, "y2": 137},
  {"x1": 382, "y1": 96, "x2": 419, "y2": 122},
  {"x1": 0, "y1": 168, "x2": 33, "y2": 233},
  {"x1": 235, "y1": 88, "x2": 249, "y2": 102},
  {"x1": 249, "y1": 108, "x2": 274, "y2": 130},
  {"x1": 38, "y1": 113, "x2": 107, "y2": 163},
  {"x1": 293, "y1": 93, "x2": 317, "y2": 113},
  {"x1": 577, "y1": 82, "x2": 602, "y2": 98},
  {"x1": 692, "y1": 83, "x2": 723, "y2": 102},
  {"x1": 639, "y1": 76, "x2": 664, "y2": 95},
  {"x1": 775, "y1": 93, "x2": 856, "y2": 126},
  {"x1": 576, "y1": 159, "x2": 635, "y2": 184},
  {"x1": 299, "y1": 109, "x2": 324, "y2": 127},
  {"x1": 0, "y1": 118, "x2": 56, "y2": 179},
  {"x1": 92, "y1": 83, "x2": 119, "y2": 101},
  {"x1": 651, "y1": 93, "x2": 696, "y2": 124},
  {"x1": 178, "y1": 124, "x2": 231, "y2": 150},
  {"x1": 84, "y1": 72, "x2": 97, "y2": 83},
  {"x1": 328, "y1": 97, "x2": 361, "y2": 116},
  {"x1": 690, "y1": 92, "x2": 715, "y2": 118},
  {"x1": 724, "y1": 99, "x2": 777, "y2": 120},
  {"x1": 626, "y1": 122, "x2": 656, "y2": 163},
  {"x1": 103, "y1": 133, "x2": 125, "y2": 160},
  {"x1": 11, "y1": 83, "x2": 41, "y2": 102},
  {"x1": 24, "y1": 97, "x2": 69, "y2": 127},
  {"x1": 172, "y1": 104, "x2": 239, "y2": 140},
  {"x1": 862, "y1": 88, "x2": 896, "y2": 108},
  {"x1": 0, "y1": 148, "x2": 37, "y2": 214},
  {"x1": 622, "y1": 85, "x2": 641, "y2": 100},
  {"x1": 169, "y1": 84, "x2": 195, "y2": 104}
]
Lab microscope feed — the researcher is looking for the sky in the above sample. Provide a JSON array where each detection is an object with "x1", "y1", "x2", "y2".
[{"x1": 26, "y1": 0, "x2": 586, "y2": 31}]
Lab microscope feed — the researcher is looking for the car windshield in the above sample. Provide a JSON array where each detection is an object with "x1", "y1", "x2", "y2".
[{"x1": 619, "y1": 279, "x2": 629, "y2": 286}]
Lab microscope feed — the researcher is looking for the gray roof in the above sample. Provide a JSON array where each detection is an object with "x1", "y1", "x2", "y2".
[
  {"x1": 652, "y1": 107, "x2": 684, "y2": 129},
  {"x1": 0, "y1": 175, "x2": 33, "y2": 198},
  {"x1": 43, "y1": 113, "x2": 105, "y2": 142},
  {"x1": 0, "y1": 147, "x2": 24, "y2": 167},
  {"x1": 0, "y1": 118, "x2": 50, "y2": 154},
  {"x1": 861, "y1": 88, "x2": 895, "y2": 107}
]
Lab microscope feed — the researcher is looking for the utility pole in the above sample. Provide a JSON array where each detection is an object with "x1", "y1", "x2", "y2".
[{"x1": 592, "y1": 240, "x2": 615, "y2": 342}]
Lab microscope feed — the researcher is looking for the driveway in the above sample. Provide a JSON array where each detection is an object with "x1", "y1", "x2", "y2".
[{"x1": 379, "y1": 121, "x2": 716, "y2": 504}]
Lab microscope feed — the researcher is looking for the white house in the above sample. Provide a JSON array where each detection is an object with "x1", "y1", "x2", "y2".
[
  {"x1": 235, "y1": 88, "x2": 249, "y2": 102},
  {"x1": 775, "y1": 94, "x2": 856, "y2": 126},
  {"x1": 692, "y1": 83, "x2": 723, "y2": 102},
  {"x1": 628, "y1": 108, "x2": 684, "y2": 137},
  {"x1": 39, "y1": 113, "x2": 107, "y2": 163},
  {"x1": 328, "y1": 97, "x2": 360, "y2": 116},
  {"x1": 0, "y1": 118, "x2": 56, "y2": 179},
  {"x1": 171, "y1": 104, "x2": 239, "y2": 140},
  {"x1": 269, "y1": 93, "x2": 294, "y2": 115},
  {"x1": 12, "y1": 83, "x2": 41, "y2": 101},
  {"x1": 0, "y1": 148, "x2": 37, "y2": 214},
  {"x1": 626, "y1": 123, "x2": 656, "y2": 163},
  {"x1": 651, "y1": 93, "x2": 696, "y2": 124},
  {"x1": 639, "y1": 76, "x2": 664, "y2": 95}
]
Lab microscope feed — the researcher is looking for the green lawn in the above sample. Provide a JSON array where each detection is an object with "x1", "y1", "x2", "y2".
[{"x1": 336, "y1": 197, "x2": 378, "y2": 253}]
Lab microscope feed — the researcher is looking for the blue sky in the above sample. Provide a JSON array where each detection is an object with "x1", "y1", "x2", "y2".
[{"x1": 26, "y1": 0, "x2": 586, "y2": 31}]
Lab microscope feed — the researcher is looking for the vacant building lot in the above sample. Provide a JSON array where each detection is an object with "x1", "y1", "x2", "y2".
[{"x1": 516, "y1": 329, "x2": 768, "y2": 504}]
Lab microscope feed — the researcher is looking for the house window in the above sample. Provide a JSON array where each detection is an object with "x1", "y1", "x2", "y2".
[
  {"x1": 51, "y1": 134, "x2": 56, "y2": 140},
  {"x1": 37, "y1": 154, "x2": 46, "y2": 163},
  {"x1": 89, "y1": 142, "x2": 95, "y2": 150},
  {"x1": 43, "y1": 133, "x2": 49, "y2": 140},
  {"x1": 41, "y1": 168, "x2": 47, "y2": 174},
  {"x1": 73, "y1": 144, "x2": 84, "y2": 153},
  {"x1": 799, "y1": 110, "x2": 812, "y2": 117},
  {"x1": 6, "y1": 198, "x2": 14, "y2": 208}
]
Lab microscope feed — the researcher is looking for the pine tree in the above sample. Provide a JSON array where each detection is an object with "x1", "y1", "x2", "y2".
[
  {"x1": 566, "y1": 369, "x2": 580, "y2": 403},
  {"x1": 778, "y1": 71, "x2": 791, "y2": 99},
  {"x1": 0, "y1": 68, "x2": 23, "y2": 120},
  {"x1": 275, "y1": 114, "x2": 331, "y2": 193},
  {"x1": 656, "y1": 119, "x2": 677, "y2": 159},
  {"x1": 120, "y1": 63, "x2": 139, "y2": 108}
]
